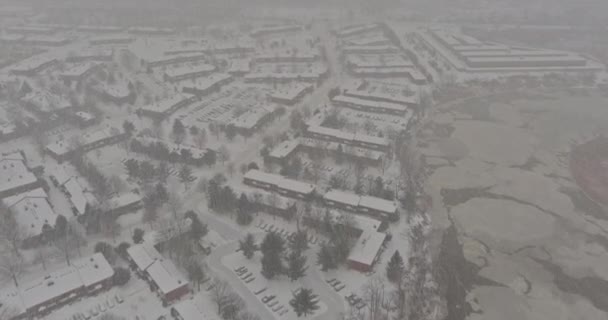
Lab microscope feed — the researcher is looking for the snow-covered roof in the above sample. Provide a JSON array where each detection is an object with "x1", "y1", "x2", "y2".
[
  {"x1": 347, "y1": 230, "x2": 386, "y2": 267},
  {"x1": 229, "y1": 105, "x2": 277, "y2": 130},
  {"x1": 324, "y1": 189, "x2": 398, "y2": 215},
  {"x1": 307, "y1": 125, "x2": 389, "y2": 148},
  {"x1": 46, "y1": 125, "x2": 123, "y2": 156},
  {"x1": 250, "y1": 24, "x2": 302, "y2": 37},
  {"x1": 58, "y1": 62, "x2": 99, "y2": 78},
  {"x1": 127, "y1": 243, "x2": 188, "y2": 296},
  {"x1": 173, "y1": 300, "x2": 219, "y2": 320},
  {"x1": 106, "y1": 192, "x2": 142, "y2": 211},
  {"x1": 21, "y1": 90, "x2": 71, "y2": 113},
  {"x1": 244, "y1": 169, "x2": 316, "y2": 195},
  {"x1": 164, "y1": 64, "x2": 216, "y2": 79},
  {"x1": 359, "y1": 195, "x2": 398, "y2": 214},
  {"x1": 140, "y1": 94, "x2": 195, "y2": 114},
  {"x1": 268, "y1": 83, "x2": 312, "y2": 101},
  {"x1": 324, "y1": 189, "x2": 361, "y2": 206},
  {"x1": 0, "y1": 152, "x2": 37, "y2": 195},
  {"x1": 3, "y1": 188, "x2": 56, "y2": 236},
  {"x1": 0, "y1": 253, "x2": 113, "y2": 315},
  {"x1": 227, "y1": 58, "x2": 251, "y2": 74},
  {"x1": 63, "y1": 177, "x2": 97, "y2": 215},
  {"x1": 269, "y1": 139, "x2": 299, "y2": 159},
  {"x1": 10, "y1": 55, "x2": 57, "y2": 74},
  {"x1": 183, "y1": 73, "x2": 232, "y2": 92},
  {"x1": 336, "y1": 23, "x2": 380, "y2": 37},
  {"x1": 332, "y1": 94, "x2": 409, "y2": 113}
]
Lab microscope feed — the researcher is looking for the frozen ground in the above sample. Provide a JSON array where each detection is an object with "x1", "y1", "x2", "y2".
[{"x1": 423, "y1": 89, "x2": 608, "y2": 320}]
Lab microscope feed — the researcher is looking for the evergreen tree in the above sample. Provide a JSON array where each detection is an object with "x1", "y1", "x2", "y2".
[
  {"x1": 317, "y1": 244, "x2": 337, "y2": 272},
  {"x1": 261, "y1": 232, "x2": 285, "y2": 279},
  {"x1": 190, "y1": 216, "x2": 208, "y2": 241},
  {"x1": 236, "y1": 193, "x2": 253, "y2": 225},
  {"x1": 94, "y1": 242, "x2": 116, "y2": 264},
  {"x1": 186, "y1": 261, "x2": 205, "y2": 291},
  {"x1": 122, "y1": 120, "x2": 135, "y2": 136},
  {"x1": 132, "y1": 228, "x2": 144, "y2": 244},
  {"x1": 289, "y1": 288, "x2": 320, "y2": 317},
  {"x1": 179, "y1": 165, "x2": 194, "y2": 189},
  {"x1": 386, "y1": 250, "x2": 405, "y2": 284},
  {"x1": 172, "y1": 119, "x2": 186, "y2": 143},
  {"x1": 261, "y1": 250, "x2": 284, "y2": 279},
  {"x1": 287, "y1": 250, "x2": 308, "y2": 281},
  {"x1": 239, "y1": 233, "x2": 258, "y2": 259},
  {"x1": 289, "y1": 230, "x2": 309, "y2": 253}
]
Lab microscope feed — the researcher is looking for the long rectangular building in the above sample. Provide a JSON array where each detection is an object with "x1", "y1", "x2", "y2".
[
  {"x1": 323, "y1": 189, "x2": 398, "y2": 220},
  {"x1": 0, "y1": 253, "x2": 114, "y2": 320},
  {"x1": 305, "y1": 125, "x2": 390, "y2": 151},
  {"x1": 139, "y1": 94, "x2": 198, "y2": 119},
  {"x1": 243, "y1": 169, "x2": 316, "y2": 200}
]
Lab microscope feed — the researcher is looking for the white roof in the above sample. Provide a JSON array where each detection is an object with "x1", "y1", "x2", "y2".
[
  {"x1": 106, "y1": 192, "x2": 141, "y2": 211},
  {"x1": 173, "y1": 300, "x2": 218, "y2": 320},
  {"x1": 230, "y1": 105, "x2": 276, "y2": 130},
  {"x1": 332, "y1": 95, "x2": 408, "y2": 113},
  {"x1": 184, "y1": 73, "x2": 232, "y2": 92},
  {"x1": 0, "y1": 153, "x2": 37, "y2": 195},
  {"x1": 269, "y1": 83, "x2": 312, "y2": 101},
  {"x1": 140, "y1": 94, "x2": 194, "y2": 114},
  {"x1": 59, "y1": 62, "x2": 99, "y2": 77},
  {"x1": 63, "y1": 178, "x2": 97, "y2": 215},
  {"x1": 348, "y1": 230, "x2": 386, "y2": 266},
  {"x1": 127, "y1": 243, "x2": 188, "y2": 295},
  {"x1": 227, "y1": 58, "x2": 251, "y2": 73},
  {"x1": 164, "y1": 64, "x2": 216, "y2": 79},
  {"x1": 269, "y1": 139, "x2": 299, "y2": 159},
  {"x1": 324, "y1": 189, "x2": 361, "y2": 206},
  {"x1": 3, "y1": 188, "x2": 56, "y2": 236},
  {"x1": 244, "y1": 169, "x2": 315, "y2": 195},
  {"x1": 2, "y1": 253, "x2": 113, "y2": 314},
  {"x1": 50, "y1": 166, "x2": 72, "y2": 186},
  {"x1": 359, "y1": 195, "x2": 398, "y2": 214},
  {"x1": 21, "y1": 90, "x2": 71, "y2": 113}
]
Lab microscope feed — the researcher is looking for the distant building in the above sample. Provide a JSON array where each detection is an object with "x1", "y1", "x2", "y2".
[
  {"x1": 305, "y1": 125, "x2": 390, "y2": 152},
  {"x1": 89, "y1": 34, "x2": 134, "y2": 46},
  {"x1": 104, "y1": 192, "x2": 142, "y2": 217},
  {"x1": 229, "y1": 105, "x2": 279, "y2": 136},
  {"x1": 323, "y1": 189, "x2": 398, "y2": 220},
  {"x1": 250, "y1": 24, "x2": 303, "y2": 37},
  {"x1": 10, "y1": 56, "x2": 58, "y2": 76},
  {"x1": 58, "y1": 62, "x2": 101, "y2": 84},
  {"x1": 268, "y1": 83, "x2": 313, "y2": 105},
  {"x1": 138, "y1": 94, "x2": 198, "y2": 120},
  {"x1": 243, "y1": 169, "x2": 316, "y2": 200},
  {"x1": 89, "y1": 82, "x2": 134, "y2": 105},
  {"x1": 65, "y1": 49, "x2": 113, "y2": 63},
  {"x1": 181, "y1": 74, "x2": 233, "y2": 97},
  {"x1": 163, "y1": 64, "x2": 216, "y2": 82},
  {"x1": 45, "y1": 125, "x2": 127, "y2": 162}
]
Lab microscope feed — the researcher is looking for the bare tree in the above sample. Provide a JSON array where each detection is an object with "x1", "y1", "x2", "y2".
[
  {"x1": 363, "y1": 277, "x2": 389, "y2": 320},
  {"x1": 0, "y1": 249, "x2": 24, "y2": 287},
  {"x1": 210, "y1": 278, "x2": 233, "y2": 314},
  {"x1": 0, "y1": 204, "x2": 24, "y2": 255}
]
